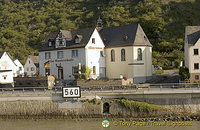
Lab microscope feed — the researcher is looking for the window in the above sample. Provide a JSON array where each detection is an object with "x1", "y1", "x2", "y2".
[
  {"x1": 137, "y1": 48, "x2": 142, "y2": 61},
  {"x1": 121, "y1": 49, "x2": 126, "y2": 61},
  {"x1": 194, "y1": 63, "x2": 199, "y2": 69},
  {"x1": 31, "y1": 67, "x2": 34, "y2": 71},
  {"x1": 57, "y1": 51, "x2": 63, "y2": 59},
  {"x1": 45, "y1": 68, "x2": 50, "y2": 76},
  {"x1": 195, "y1": 75, "x2": 199, "y2": 80},
  {"x1": 4, "y1": 77, "x2": 6, "y2": 80},
  {"x1": 27, "y1": 67, "x2": 29, "y2": 71},
  {"x1": 59, "y1": 40, "x2": 63, "y2": 45},
  {"x1": 92, "y1": 38, "x2": 95, "y2": 44},
  {"x1": 45, "y1": 52, "x2": 51, "y2": 59},
  {"x1": 100, "y1": 51, "x2": 104, "y2": 57},
  {"x1": 111, "y1": 49, "x2": 115, "y2": 62},
  {"x1": 72, "y1": 66, "x2": 79, "y2": 75},
  {"x1": 194, "y1": 49, "x2": 198, "y2": 55},
  {"x1": 48, "y1": 41, "x2": 52, "y2": 47},
  {"x1": 75, "y1": 38, "x2": 79, "y2": 44},
  {"x1": 72, "y1": 50, "x2": 78, "y2": 57},
  {"x1": 93, "y1": 66, "x2": 96, "y2": 75},
  {"x1": 19, "y1": 67, "x2": 22, "y2": 71}
]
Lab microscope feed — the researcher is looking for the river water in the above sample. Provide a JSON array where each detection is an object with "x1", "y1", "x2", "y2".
[{"x1": 0, "y1": 119, "x2": 199, "y2": 130}]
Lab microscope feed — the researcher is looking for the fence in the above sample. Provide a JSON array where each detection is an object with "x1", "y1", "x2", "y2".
[{"x1": 1, "y1": 83, "x2": 200, "y2": 93}]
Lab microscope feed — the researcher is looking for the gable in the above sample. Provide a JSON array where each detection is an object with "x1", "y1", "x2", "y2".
[
  {"x1": 0, "y1": 52, "x2": 17, "y2": 70},
  {"x1": 85, "y1": 29, "x2": 105, "y2": 48},
  {"x1": 134, "y1": 24, "x2": 152, "y2": 46}
]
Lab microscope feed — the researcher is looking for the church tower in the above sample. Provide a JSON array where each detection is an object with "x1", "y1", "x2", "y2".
[{"x1": 96, "y1": 17, "x2": 103, "y2": 31}]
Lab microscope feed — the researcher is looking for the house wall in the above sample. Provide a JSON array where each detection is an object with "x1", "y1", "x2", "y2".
[
  {"x1": 105, "y1": 46, "x2": 152, "y2": 83},
  {"x1": 39, "y1": 48, "x2": 86, "y2": 80},
  {"x1": 0, "y1": 71, "x2": 13, "y2": 84},
  {"x1": 188, "y1": 39, "x2": 200, "y2": 74},
  {"x1": 14, "y1": 59, "x2": 24, "y2": 76},
  {"x1": 24, "y1": 57, "x2": 37, "y2": 77},
  {"x1": 85, "y1": 29, "x2": 105, "y2": 79},
  {"x1": 0, "y1": 52, "x2": 17, "y2": 77},
  {"x1": 187, "y1": 39, "x2": 200, "y2": 81}
]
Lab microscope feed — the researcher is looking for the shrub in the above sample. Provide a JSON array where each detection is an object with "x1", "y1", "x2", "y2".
[{"x1": 179, "y1": 67, "x2": 189, "y2": 80}]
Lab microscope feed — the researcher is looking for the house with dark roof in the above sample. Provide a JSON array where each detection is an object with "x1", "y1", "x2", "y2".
[
  {"x1": 39, "y1": 21, "x2": 153, "y2": 83},
  {"x1": 184, "y1": 26, "x2": 200, "y2": 82},
  {"x1": 39, "y1": 27, "x2": 105, "y2": 80},
  {"x1": 100, "y1": 23, "x2": 153, "y2": 83},
  {"x1": 24, "y1": 56, "x2": 39, "y2": 77}
]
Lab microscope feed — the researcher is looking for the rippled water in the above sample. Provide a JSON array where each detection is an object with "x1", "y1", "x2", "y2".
[{"x1": 0, "y1": 119, "x2": 199, "y2": 130}]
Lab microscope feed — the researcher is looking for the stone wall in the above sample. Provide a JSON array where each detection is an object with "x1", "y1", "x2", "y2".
[
  {"x1": 77, "y1": 78, "x2": 133, "y2": 86},
  {"x1": 14, "y1": 76, "x2": 55, "y2": 89},
  {"x1": 0, "y1": 99, "x2": 163, "y2": 118}
]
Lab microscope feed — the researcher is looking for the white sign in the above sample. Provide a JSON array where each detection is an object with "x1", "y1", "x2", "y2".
[{"x1": 62, "y1": 86, "x2": 81, "y2": 98}]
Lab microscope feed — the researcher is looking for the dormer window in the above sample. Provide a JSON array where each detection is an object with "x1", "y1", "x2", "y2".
[
  {"x1": 59, "y1": 33, "x2": 62, "y2": 38},
  {"x1": 75, "y1": 38, "x2": 79, "y2": 44},
  {"x1": 92, "y1": 38, "x2": 95, "y2": 44},
  {"x1": 124, "y1": 36, "x2": 128, "y2": 41},
  {"x1": 48, "y1": 41, "x2": 52, "y2": 47}
]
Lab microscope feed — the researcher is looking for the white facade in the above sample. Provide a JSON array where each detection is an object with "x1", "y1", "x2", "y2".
[
  {"x1": 24, "y1": 56, "x2": 38, "y2": 77},
  {"x1": 0, "y1": 70, "x2": 13, "y2": 84},
  {"x1": 39, "y1": 28, "x2": 105, "y2": 80},
  {"x1": 0, "y1": 52, "x2": 17, "y2": 77},
  {"x1": 14, "y1": 59, "x2": 24, "y2": 76}
]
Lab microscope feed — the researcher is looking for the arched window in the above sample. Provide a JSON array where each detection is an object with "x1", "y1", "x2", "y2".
[
  {"x1": 111, "y1": 49, "x2": 115, "y2": 62},
  {"x1": 137, "y1": 48, "x2": 142, "y2": 61},
  {"x1": 103, "y1": 102, "x2": 110, "y2": 113},
  {"x1": 121, "y1": 49, "x2": 126, "y2": 61}
]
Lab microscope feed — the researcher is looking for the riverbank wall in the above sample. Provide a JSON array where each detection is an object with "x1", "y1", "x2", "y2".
[{"x1": 0, "y1": 90, "x2": 200, "y2": 119}]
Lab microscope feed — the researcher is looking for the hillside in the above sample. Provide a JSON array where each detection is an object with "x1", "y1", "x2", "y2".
[{"x1": 0, "y1": 0, "x2": 200, "y2": 66}]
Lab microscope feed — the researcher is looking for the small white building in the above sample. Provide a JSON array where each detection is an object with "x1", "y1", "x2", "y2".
[
  {"x1": 0, "y1": 51, "x2": 17, "y2": 77},
  {"x1": 0, "y1": 70, "x2": 13, "y2": 84},
  {"x1": 0, "y1": 52, "x2": 24, "y2": 86},
  {"x1": 14, "y1": 59, "x2": 24, "y2": 76},
  {"x1": 24, "y1": 56, "x2": 39, "y2": 77}
]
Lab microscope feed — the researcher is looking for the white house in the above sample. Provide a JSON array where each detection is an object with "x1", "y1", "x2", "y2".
[
  {"x1": 0, "y1": 70, "x2": 13, "y2": 85},
  {"x1": 0, "y1": 51, "x2": 24, "y2": 86},
  {"x1": 14, "y1": 59, "x2": 24, "y2": 76},
  {"x1": 39, "y1": 28, "x2": 105, "y2": 80},
  {"x1": 24, "y1": 56, "x2": 39, "y2": 77},
  {"x1": 0, "y1": 52, "x2": 17, "y2": 77},
  {"x1": 184, "y1": 26, "x2": 200, "y2": 82},
  {"x1": 39, "y1": 22, "x2": 153, "y2": 83}
]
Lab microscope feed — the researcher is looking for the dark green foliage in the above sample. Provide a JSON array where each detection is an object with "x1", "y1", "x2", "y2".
[
  {"x1": 73, "y1": 65, "x2": 92, "y2": 80},
  {"x1": 0, "y1": 0, "x2": 198, "y2": 65},
  {"x1": 179, "y1": 67, "x2": 190, "y2": 80},
  {"x1": 115, "y1": 99, "x2": 166, "y2": 113}
]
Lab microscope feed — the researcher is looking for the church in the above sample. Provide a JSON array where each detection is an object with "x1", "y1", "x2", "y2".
[{"x1": 39, "y1": 18, "x2": 153, "y2": 83}]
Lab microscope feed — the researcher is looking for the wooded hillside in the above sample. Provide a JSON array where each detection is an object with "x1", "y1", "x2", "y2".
[{"x1": 0, "y1": 0, "x2": 199, "y2": 67}]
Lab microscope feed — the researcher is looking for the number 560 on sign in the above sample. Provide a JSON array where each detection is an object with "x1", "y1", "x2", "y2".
[{"x1": 62, "y1": 87, "x2": 81, "y2": 98}]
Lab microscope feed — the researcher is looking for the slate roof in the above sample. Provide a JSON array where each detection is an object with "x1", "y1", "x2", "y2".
[
  {"x1": 99, "y1": 23, "x2": 152, "y2": 47},
  {"x1": 185, "y1": 26, "x2": 200, "y2": 45},
  {"x1": 39, "y1": 23, "x2": 152, "y2": 51},
  {"x1": 39, "y1": 28, "x2": 95, "y2": 51}
]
